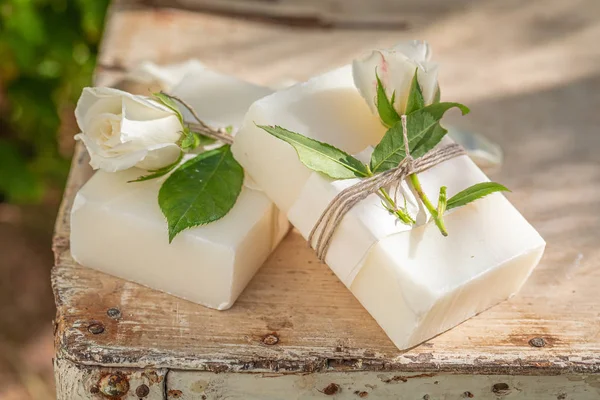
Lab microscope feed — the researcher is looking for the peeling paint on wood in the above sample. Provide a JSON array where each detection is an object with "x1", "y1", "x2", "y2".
[
  {"x1": 164, "y1": 370, "x2": 600, "y2": 399},
  {"x1": 53, "y1": 0, "x2": 600, "y2": 398},
  {"x1": 54, "y1": 359, "x2": 167, "y2": 399},
  {"x1": 54, "y1": 360, "x2": 600, "y2": 399}
]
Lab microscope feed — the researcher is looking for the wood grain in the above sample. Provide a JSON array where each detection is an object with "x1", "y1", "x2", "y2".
[
  {"x1": 54, "y1": 359, "x2": 167, "y2": 399},
  {"x1": 53, "y1": 0, "x2": 600, "y2": 385},
  {"x1": 142, "y1": 0, "x2": 478, "y2": 29},
  {"x1": 165, "y1": 370, "x2": 600, "y2": 399}
]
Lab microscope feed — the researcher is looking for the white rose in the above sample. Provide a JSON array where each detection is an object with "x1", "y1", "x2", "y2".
[
  {"x1": 75, "y1": 87, "x2": 183, "y2": 172},
  {"x1": 352, "y1": 40, "x2": 439, "y2": 116}
]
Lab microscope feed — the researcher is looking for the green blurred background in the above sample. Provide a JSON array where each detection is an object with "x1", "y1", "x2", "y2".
[
  {"x1": 0, "y1": 1, "x2": 110, "y2": 398},
  {"x1": 0, "y1": 0, "x2": 110, "y2": 204}
]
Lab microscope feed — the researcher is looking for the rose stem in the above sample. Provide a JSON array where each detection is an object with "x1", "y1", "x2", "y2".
[
  {"x1": 379, "y1": 188, "x2": 415, "y2": 224},
  {"x1": 409, "y1": 173, "x2": 447, "y2": 236},
  {"x1": 397, "y1": 114, "x2": 447, "y2": 236},
  {"x1": 364, "y1": 163, "x2": 415, "y2": 225}
]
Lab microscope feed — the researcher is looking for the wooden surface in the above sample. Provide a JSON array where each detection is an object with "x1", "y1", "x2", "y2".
[
  {"x1": 53, "y1": 0, "x2": 600, "y2": 397},
  {"x1": 143, "y1": 0, "x2": 479, "y2": 28}
]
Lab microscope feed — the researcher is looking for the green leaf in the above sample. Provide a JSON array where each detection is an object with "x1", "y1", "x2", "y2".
[
  {"x1": 181, "y1": 129, "x2": 218, "y2": 151},
  {"x1": 153, "y1": 92, "x2": 184, "y2": 124},
  {"x1": 411, "y1": 102, "x2": 470, "y2": 157},
  {"x1": 405, "y1": 69, "x2": 425, "y2": 115},
  {"x1": 370, "y1": 122, "x2": 411, "y2": 173},
  {"x1": 417, "y1": 101, "x2": 470, "y2": 121},
  {"x1": 225, "y1": 125, "x2": 234, "y2": 134},
  {"x1": 197, "y1": 133, "x2": 217, "y2": 146},
  {"x1": 433, "y1": 85, "x2": 441, "y2": 104},
  {"x1": 410, "y1": 123, "x2": 448, "y2": 159},
  {"x1": 180, "y1": 128, "x2": 199, "y2": 151},
  {"x1": 129, "y1": 151, "x2": 183, "y2": 182},
  {"x1": 257, "y1": 125, "x2": 369, "y2": 179},
  {"x1": 446, "y1": 182, "x2": 510, "y2": 210},
  {"x1": 376, "y1": 72, "x2": 401, "y2": 128},
  {"x1": 437, "y1": 186, "x2": 447, "y2": 216},
  {"x1": 369, "y1": 102, "x2": 470, "y2": 173},
  {"x1": 159, "y1": 145, "x2": 244, "y2": 242}
]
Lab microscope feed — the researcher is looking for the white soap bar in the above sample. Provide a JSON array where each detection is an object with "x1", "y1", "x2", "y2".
[
  {"x1": 232, "y1": 66, "x2": 545, "y2": 349},
  {"x1": 71, "y1": 68, "x2": 289, "y2": 310}
]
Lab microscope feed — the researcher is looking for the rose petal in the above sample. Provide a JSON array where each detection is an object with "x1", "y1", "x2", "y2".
[
  {"x1": 119, "y1": 92, "x2": 177, "y2": 119},
  {"x1": 352, "y1": 50, "x2": 386, "y2": 114},
  {"x1": 353, "y1": 41, "x2": 439, "y2": 116},
  {"x1": 76, "y1": 87, "x2": 174, "y2": 133},
  {"x1": 384, "y1": 51, "x2": 421, "y2": 114},
  {"x1": 75, "y1": 87, "x2": 185, "y2": 173},
  {"x1": 392, "y1": 40, "x2": 432, "y2": 63},
  {"x1": 86, "y1": 113, "x2": 122, "y2": 146},
  {"x1": 134, "y1": 143, "x2": 181, "y2": 170},
  {"x1": 76, "y1": 133, "x2": 148, "y2": 172},
  {"x1": 75, "y1": 87, "x2": 122, "y2": 133},
  {"x1": 120, "y1": 99, "x2": 182, "y2": 145},
  {"x1": 417, "y1": 62, "x2": 439, "y2": 105}
]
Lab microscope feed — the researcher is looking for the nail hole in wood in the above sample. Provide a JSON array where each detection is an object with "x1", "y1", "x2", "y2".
[
  {"x1": 528, "y1": 337, "x2": 546, "y2": 347},
  {"x1": 262, "y1": 333, "x2": 279, "y2": 345},
  {"x1": 88, "y1": 322, "x2": 105, "y2": 335}
]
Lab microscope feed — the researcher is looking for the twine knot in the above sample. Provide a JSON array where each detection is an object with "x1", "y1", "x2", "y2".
[{"x1": 307, "y1": 115, "x2": 465, "y2": 261}]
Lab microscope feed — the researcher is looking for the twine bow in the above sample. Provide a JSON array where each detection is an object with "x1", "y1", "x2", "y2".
[{"x1": 308, "y1": 116, "x2": 466, "y2": 261}]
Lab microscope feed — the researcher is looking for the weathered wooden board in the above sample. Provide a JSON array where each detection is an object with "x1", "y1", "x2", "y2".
[
  {"x1": 55, "y1": 358, "x2": 600, "y2": 400},
  {"x1": 53, "y1": 0, "x2": 600, "y2": 398},
  {"x1": 165, "y1": 370, "x2": 600, "y2": 399},
  {"x1": 54, "y1": 359, "x2": 167, "y2": 399},
  {"x1": 143, "y1": 0, "x2": 478, "y2": 28}
]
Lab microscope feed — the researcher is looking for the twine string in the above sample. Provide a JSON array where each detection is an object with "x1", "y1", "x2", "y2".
[
  {"x1": 166, "y1": 91, "x2": 465, "y2": 262},
  {"x1": 308, "y1": 115, "x2": 466, "y2": 261},
  {"x1": 165, "y1": 92, "x2": 234, "y2": 145}
]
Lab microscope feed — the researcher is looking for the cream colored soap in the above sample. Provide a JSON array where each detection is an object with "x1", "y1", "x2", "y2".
[
  {"x1": 71, "y1": 67, "x2": 288, "y2": 310},
  {"x1": 232, "y1": 66, "x2": 545, "y2": 349}
]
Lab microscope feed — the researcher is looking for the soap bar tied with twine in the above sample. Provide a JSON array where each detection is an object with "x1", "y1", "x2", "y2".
[{"x1": 308, "y1": 115, "x2": 466, "y2": 261}]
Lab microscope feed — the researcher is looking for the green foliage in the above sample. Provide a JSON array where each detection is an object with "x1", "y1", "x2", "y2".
[
  {"x1": 153, "y1": 92, "x2": 185, "y2": 124},
  {"x1": 370, "y1": 71, "x2": 470, "y2": 174},
  {"x1": 375, "y1": 72, "x2": 400, "y2": 128},
  {"x1": 257, "y1": 125, "x2": 370, "y2": 179},
  {"x1": 436, "y1": 186, "x2": 447, "y2": 216},
  {"x1": 370, "y1": 102, "x2": 470, "y2": 173},
  {"x1": 158, "y1": 145, "x2": 244, "y2": 242},
  {"x1": 180, "y1": 128, "x2": 199, "y2": 151},
  {"x1": 0, "y1": 0, "x2": 110, "y2": 203},
  {"x1": 404, "y1": 69, "x2": 425, "y2": 115},
  {"x1": 259, "y1": 69, "x2": 503, "y2": 238},
  {"x1": 446, "y1": 182, "x2": 510, "y2": 210},
  {"x1": 433, "y1": 85, "x2": 441, "y2": 104},
  {"x1": 0, "y1": 139, "x2": 43, "y2": 202},
  {"x1": 181, "y1": 129, "x2": 218, "y2": 150}
]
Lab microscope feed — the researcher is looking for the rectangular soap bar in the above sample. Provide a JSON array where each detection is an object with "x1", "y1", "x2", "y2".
[
  {"x1": 232, "y1": 66, "x2": 546, "y2": 349},
  {"x1": 71, "y1": 66, "x2": 289, "y2": 310}
]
